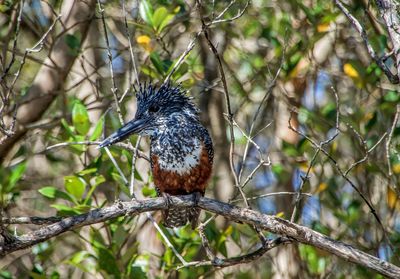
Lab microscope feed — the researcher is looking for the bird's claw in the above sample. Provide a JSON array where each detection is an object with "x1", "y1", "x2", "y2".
[
  {"x1": 162, "y1": 192, "x2": 173, "y2": 209},
  {"x1": 192, "y1": 192, "x2": 202, "y2": 207}
]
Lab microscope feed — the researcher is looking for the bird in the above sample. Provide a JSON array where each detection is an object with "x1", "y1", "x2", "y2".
[{"x1": 98, "y1": 83, "x2": 213, "y2": 229}]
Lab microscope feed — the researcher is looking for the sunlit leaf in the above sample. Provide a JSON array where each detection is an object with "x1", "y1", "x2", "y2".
[
  {"x1": 72, "y1": 102, "x2": 90, "y2": 135},
  {"x1": 51, "y1": 204, "x2": 80, "y2": 215},
  {"x1": 77, "y1": 168, "x2": 97, "y2": 176},
  {"x1": 90, "y1": 116, "x2": 104, "y2": 141},
  {"x1": 393, "y1": 163, "x2": 400, "y2": 174},
  {"x1": 139, "y1": 0, "x2": 153, "y2": 25},
  {"x1": 275, "y1": 211, "x2": 285, "y2": 218},
  {"x1": 8, "y1": 162, "x2": 26, "y2": 190},
  {"x1": 158, "y1": 14, "x2": 174, "y2": 33},
  {"x1": 343, "y1": 63, "x2": 359, "y2": 79},
  {"x1": 317, "y1": 23, "x2": 330, "y2": 32},
  {"x1": 152, "y1": 7, "x2": 168, "y2": 30},
  {"x1": 69, "y1": 251, "x2": 91, "y2": 264},
  {"x1": 142, "y1": 185, "x2": 157, "y2": 197},
  {"x1": 316, "y1": 183, "x2": 328, "y2": 193},
  {"x1": 387, "y1": 187, "x2": 400, "y2": 210},
  {"x1": 64, "y1": 176, "x2": 86, "y2": 200},
  {"x1": 61, "y1": 118, "x2": 75, "y2": 137},
  {"x1": 136, "y1": 35, "x2": 153, "y2": 52},
  {"x1": 383, "y1": 91, "x2": 400, "y2": 102},
  {"x1": 39, "y1": 186, "x2": 75, "y2": 202}
]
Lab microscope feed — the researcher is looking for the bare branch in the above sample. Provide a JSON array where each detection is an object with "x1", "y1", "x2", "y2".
[
  {"x1": 386, "y1": 104, "x2": 400, "y2": 177},
  {"x1": 97, "y1": 0, "x2": 124, "y2": 125}
]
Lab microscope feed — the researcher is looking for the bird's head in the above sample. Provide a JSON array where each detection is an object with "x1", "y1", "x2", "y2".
[{"x1": 98, "y1": 83, "x2": 199, "y2": 148}]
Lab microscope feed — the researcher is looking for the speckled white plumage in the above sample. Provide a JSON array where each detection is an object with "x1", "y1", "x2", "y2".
[{"x1": 156, "y1": 138, "x2": 202, "y2": 175}]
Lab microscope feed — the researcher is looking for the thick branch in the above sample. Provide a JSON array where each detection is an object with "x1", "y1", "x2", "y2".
[{"x1": 1, "y1": 196, "x2": 399, "y2": 278}]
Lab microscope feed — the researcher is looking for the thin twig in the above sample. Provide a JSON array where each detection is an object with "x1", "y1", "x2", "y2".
[
  {"x1": 97, "y1": 0, "x2": 124, "y2": 125},
  {"x1": 177, "y1": 236, "x2": 290, "y2": 269},
  {"x1": 122, "y1": 0, "x2": 140, "y2": 89},
  {"x1": 231, "y1": 192, "x2": 312, "y2": 203},
  {"x1": 290, "y1": 86, "x2": 340, "y2": 222},
  {"x1": 386, "y1": 104, "x2": 400, "y2": 177},
  {"x1": 211, "y1": 0, "x2": 250, "y2": 25},
  {"x1": 41, "y1": 140, "x2": 149, "y2": 161},
  {"x1": 197, "y1": 0, "x2": 241, "y2": 204},
  {"x1": 164, "y1": 31, "x2": 202, "y2": 83}
]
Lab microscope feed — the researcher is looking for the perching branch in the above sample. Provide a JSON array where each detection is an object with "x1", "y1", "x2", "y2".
[{"x1": 1, "y1": 195, "x2": 400, "y2": 278}]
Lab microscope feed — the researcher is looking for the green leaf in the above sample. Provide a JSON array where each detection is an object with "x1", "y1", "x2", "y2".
[
  {"x1": 152, "y1": 7, "x2": 174, "y2": 33},
  {"x1": 84, "y1": 175, "x2": 105, "y2": 204},
  {"x1": 90, "y1": 116, "x2": 104, "y2": 141},
  {"x1": 72, "y1": 102, "x2": 90, "y2": 135},
  {"x1": 38, "y1": 186, "x2": 75, "y2": 202},
  {"x1": 73, "y1": 204, "x2": 91, "y2": 213},
  {"x1": 112, "y1": 225, "x2": 127, "y2": 247},
  {"x1": 77, "y1": 168, "x2": 98, "y2": 176},
  {"x1": 217, "y1": 235, "x2": 228, "y2": 257},
  {"x1": 231, "y1": 225, "x2": 241, "y2": 246},
  {"x1": 150, "y1": 53, "x2": 172, "y2": 75},
  {"x1": 96, "y1": 247, "x2": 120, "y2": 276},
  {"x1": 61, "y1": 118, "x2": 76, "y2": 137},
  {"x1": 139, "y1": 0, "x2": 153, "y2": 25},
  {"x1": 384, "y1": 91, "x2": 399, "y2": 103},
  {"x1": 141, "y1": 65, "x2": 160, "y2": 79},
  {"x1": 129, "y1": 266, "x2": 147, "y2": 279},
  {"x1": 8, "y1": 162, "x2": 26, "y2": 190},
  {"x1": 69, "y1": 251, "x2": 91, "y2": 264},
  {"x1": 65, "y1": 34, "x2": 81, "y2": 56},
  {"x1": 142, "y1": 186, "x2": 156, "y2": 197},
  {"x1": 153, "y1": 7, "x2": 168, "y2": 29},
  {"x1": 111, "y1": 172, "x2": 130, "y2": 196},
  {"x1": 64, "y1": 176, "x2": 86, "y2": 200},
  {"x1": 91, "y1": 175, "x2": 106, "y2": 188},
  {"x1": 0, "y1": 4, "x2": 12, "y2": 13},
  {"x1": 150, "y1": 52, "x2": 164, "y2": 74},
  {"x1": 69, "y1": 135, "x2": 87, "y2": 153},
  {"x1": 51, "y1": 204, "x2": 80, "y2": 215},
  {"x1": 271, "y1": 163, "x2": 284, "y2": 175},
  {"x1": 158, "y1": 14, "x2": 174, "y2": 33}
]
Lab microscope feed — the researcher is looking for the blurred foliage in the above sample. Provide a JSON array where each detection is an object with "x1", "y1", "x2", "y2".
[{"x1": 0, "y1": 0, "x2": 399, "y2": 278}]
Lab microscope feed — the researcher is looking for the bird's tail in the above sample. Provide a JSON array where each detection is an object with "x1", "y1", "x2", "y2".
[{"x1": 162, "y1": 207, "x2": 201, "y2": 229}]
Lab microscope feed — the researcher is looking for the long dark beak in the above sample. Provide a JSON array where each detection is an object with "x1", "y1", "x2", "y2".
[{"x1": 98, "y1": 118, "x2": 146, "y2": 148}]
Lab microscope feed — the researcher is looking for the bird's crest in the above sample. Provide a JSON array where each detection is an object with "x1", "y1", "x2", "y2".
[{"x1": 135, "y1": 83, "x2": 199, "y2": 117}]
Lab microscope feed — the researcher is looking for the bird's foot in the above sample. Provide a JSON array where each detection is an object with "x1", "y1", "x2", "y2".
[
  {"x1": 162, "y1": 192, "x2": 173, "y2": 209},
  {"x1": 192, "y1": 192, "x2": 202, "y2": 207}
]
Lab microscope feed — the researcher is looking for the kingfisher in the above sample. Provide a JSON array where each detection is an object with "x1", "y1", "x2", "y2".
[{"x1": 99, "y1": 84, "x2": 213, "y2": 229}]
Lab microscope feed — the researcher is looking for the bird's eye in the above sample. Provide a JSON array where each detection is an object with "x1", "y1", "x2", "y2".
[{"x1": 148, "y1": 105, "x2": 160, "y2": 113}]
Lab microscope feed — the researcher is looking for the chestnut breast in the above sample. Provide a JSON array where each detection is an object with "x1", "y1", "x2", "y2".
[{"x1": 151, "y1": 143, "x2": 212, "y2": 195}]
